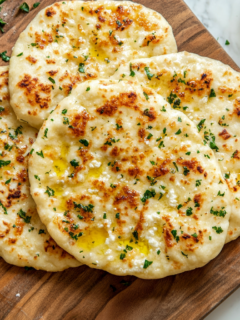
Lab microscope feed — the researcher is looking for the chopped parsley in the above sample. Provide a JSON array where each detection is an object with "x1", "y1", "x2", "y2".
[
  {"x1": 171, "y1": 230, "x2": 179, "y2": 242},
  {"x1": 5, "y1": 178, "x2": 11, "y2": 184},
  {"x1": 86, "y1": 87, "x2": 90, "y2": 91},
  {"x1": 217, "y1": 191, "x2": 225, "y2": 197},
  {"x1": 33, "y1": 2, "x2": 40, "y2": 8},
  {"x1": 210, "y1": 207, "x2": 226, "y2": 217},
  {"x1": 116, "y1": 123, "x2": 122, "y2": 130},
  {"x1": 70, "y1": 159, "x2": 79, "y2": 167},
  {"x1": 43, "y1": 128, "x2": 48, "y2": 138},
  {"x1": 62, "y1": 109, "x2": 67, "y2": 115},
  {"x1": 19, "y1": 2, "x2": 29, "y2": 13},
  {"x1": 120, "y1": 253, "x2": 126, "y2": 260},
  {"x1": 0, "y1": 201, "x2": 7, "y2": 214},
  {"x1": 175, "y1": 129, "x2": 181, "y2": 135},
  {"x1": 45, "y1": 186, "x2": 55, "y2": 197},
  {"x1": 36, "y1": 150, "x2": 44, "y2": 158},
  {"x1": 195, "y1": 179, "x2": 202, "y2": 187},
  {"x1": 212, "y1": 226, "x2": 223, "y2": 234},
  {"x1": 141, "y1": 189, "x2": 156, "y2": 203},
  {"x1": 143, "y1": 92, "x2": 149, "y2": 101},
  {"x1": 17, "y1": 209, "x2": 31, "y2": 223},
  {"x1": 48, "y1": 77, "x2": 55, "y2": 84},
  {"x1": 115, "y1": 213, "x2": 120, "y2": 219},
  {"x1": 0, "y1": 51, "x2": 10, "y2": 62},
  {"x1": 183, "y1": 166, "x2": 190, "y2": 176},
  {"x1": 79, "y1": 139, "x2": 89, "y2": 147},
  {"x1": 143, "y1": 260, "x2": 153, "y2": 269},
  {"x1": 0, "y1": 159, "x2": 10, "y2": 167},
  {"x1": 144, "y1": 67, "x2": 154, "y2": 80},
  {"x1": 209, "y1": 88, "x2": 216, "y2": 98},
  {"x1": 74, "y1": 202, "x2": 94, "y2": 212},
  {"x1": 186, "y1": 207, "x2": 193, "y2": 216},
  {"x1": 225, "y1": 40, "x2": 230, "y2": 45},
  {"x1": 197, "y1": 119, "x2": 206, "y2": 132},
  {"x1": 181, "y1": 251, "x2": 188, "y2": 258},
  {"x1": 129, "y1": 63, "x2": 135, "y2": 77},
  {"x1": 132, "y1": 230, "x2": 138, "y2": 240},
  {"x1": 78, "y1": 63, "x2": 85, "y2": 73}
]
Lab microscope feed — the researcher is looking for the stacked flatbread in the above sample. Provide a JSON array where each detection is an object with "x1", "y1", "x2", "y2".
[{"x1": 0, "y1": 0, "x2": 238, "y2": 278}]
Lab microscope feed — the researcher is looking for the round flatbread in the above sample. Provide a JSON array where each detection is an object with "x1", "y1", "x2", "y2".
[
  {"x1": 111, "y1": 51, "x2": 240, "y2": 243},
  {"x1": 0, "y1": 67, "x2": 80, "y2": 271},
  {"x1": 9, "y1": 0, "x2": 177, "y2": 129},
  {"x1": 29, "y1": 79, "x2": 230, "y2": 279}
]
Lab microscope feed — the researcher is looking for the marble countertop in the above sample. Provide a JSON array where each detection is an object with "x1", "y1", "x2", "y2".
[
  {"x1": 184, "y1": 0, "x2": 240, "y2": 68},
  {"x1": 184, "y1": 1, "x2": 240, "y2": 318}
]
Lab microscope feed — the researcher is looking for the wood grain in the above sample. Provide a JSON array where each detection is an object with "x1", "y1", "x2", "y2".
[{"x1": 0, "y1": 1, "x2": 240, "y2": 319}]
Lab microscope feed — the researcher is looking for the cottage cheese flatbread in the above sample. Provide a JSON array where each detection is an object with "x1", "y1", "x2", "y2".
[
  {"x1": 111, "y1": 52, "x2": 240, "y2": 243},
  {"x1": 0, "y1": 67, "x2": 80, "y2": 271},
  {"x1": 29, "y1": 80, "x2": 230, "y2": 279},
  {"x1": 9, "y1": 0, "x2": 177, "y2": 129}
]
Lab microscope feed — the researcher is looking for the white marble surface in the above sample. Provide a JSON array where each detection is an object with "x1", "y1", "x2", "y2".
[
  {"x1": 183, "y1": 1, "x2": 240, "y2": 318},
  {"x1": 184, "y1": 0, "x2": 240, "y2": 67}
]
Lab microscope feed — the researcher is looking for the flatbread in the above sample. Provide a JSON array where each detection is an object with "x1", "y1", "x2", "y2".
[
  {"x1": 111, "y1": 51, "x2": 240, "y2": 242},
  {"x1": 29, "y1": 79, "x2": 230, "y2": 279},
  {"x1": 9, "y1": 0, "x2": 177, "y2": 129},
  {"x1": 0, "y1": 66, "x2": 80, "y2": 271}
]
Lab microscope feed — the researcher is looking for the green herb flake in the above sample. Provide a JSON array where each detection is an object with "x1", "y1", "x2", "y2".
[
  {"x1": 79, "y1": 139, "x2": 89, "y2": 147},
  {"x1": 143, "y1": 92, "x2": 149, "y2": 101},
  {"x1": 175, "y1": 129, "x2": 181, "y2": 135},
  {"x1": 33, "y1": 2, "x2": 40, "y2": 8},
  {"x1": 48, "y1": 77, "x2": 55, "y2": 84},
  {"x1": 17, "y1": 52, "x2": 23, "y2": 57},
  {"x1": 141, "y1": 189, "x2": 156, "y2": 203},
  {"x1": 195, "y1": 179, "x2": 202, "y2": 187},
  {"x1": 62, "y1": 109, "x2": 67, "y2": 115},
  {"x1": 129, "y1": 63, "x2": 135, "y2": 77},
  {"x1": 144, "y1": 67, "x2": 154, "y2": 80},
  {"x1": 19, "y1": 2, "x2": 29, "y2": 13},
  {"x1": 225, "y1": 40, "x2": 230, "y2": 45},
  {"x1": 70, "y1": 159, "x2": 79, "y2": 167},
  {"x1": 197, "y1": 119, "x2": 206, "y2": 132},
  {"x1": 78, "y1": 63, "x2": 85, "y2": 73},
  {"x1": 171, "y1": 230, "x2": 179, "y2": 242},
  {"x1": 36, "y1": 150, "x2": 44, "y2": 158},
  {"x1": 18, "y1": 209, "x2": 31, "y2": 223},
  {"x1": 209, "y1": 88, "x2": 216, "y2": 98},
  {"x1": 86, "y1": 87, "x2": 90, "y2": 91},
  {"x1": 0, "y1": 201, "x2": 7, "y2": 214},
  {"x1": 143, "y1": 259, "x2": 153, "y2": 269},
  {"x1": 0, "y1": 51, "x2": 10, "y2": 62},
  {"x1": 43, "y1": 128, "x2": 48, "y2": 138},
  {"x1": 212, "y1": 226, "x2": 223, "y2": 234},
  {"x1": 186, "y1": 207, "x2": 193, "y2": 216},
  {"x1": 45, "y1": 186, "x2": 55, "y2": 197}
]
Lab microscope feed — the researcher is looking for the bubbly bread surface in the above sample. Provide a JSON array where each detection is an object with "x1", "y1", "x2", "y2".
[
  {"x1": 29, "y1": 80, "x2": 230, "y2": 278},
  {"x1": 9, "y1": 0, "x2": 177, "y2": 129},
  {"x1": 0, "y1": 67, "x2": 80, "y2": 271},
  {"x1": 111, "y1": 51, "x2": 240, "y2": 242}
]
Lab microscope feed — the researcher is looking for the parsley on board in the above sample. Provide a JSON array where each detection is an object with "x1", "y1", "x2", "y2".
[
  {"x1": 0, "y1": 18, "x2": 6, "y2": 33},
  {"x1": 0, "y1": 51, "x2": 10, "y2": 62},
  {"x1": 33, "y1": 2, "x2": 40, "y2": 8},
  {"x1": 225, "y1": 40, "x2": 230, "y2": 45},
  {"x1": 19, "y1": 2, "x2": 29, "y2": 13}
]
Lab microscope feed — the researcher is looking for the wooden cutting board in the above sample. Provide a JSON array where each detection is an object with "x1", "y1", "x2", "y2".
[{"x1": 0, "y1": 1, "x2": 240, "y2": 319}]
